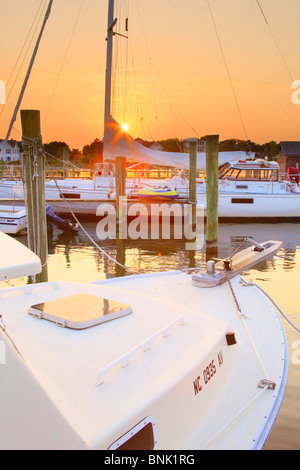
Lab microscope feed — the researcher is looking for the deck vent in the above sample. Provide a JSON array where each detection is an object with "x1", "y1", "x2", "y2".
[
  {"x1": 28, "y1": 293, "x2": 132, "y2": 329},
  {"x1": 108, "y1": 417, "x2": 158, "y2": 450}
]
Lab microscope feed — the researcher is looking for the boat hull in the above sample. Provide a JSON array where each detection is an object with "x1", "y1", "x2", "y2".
[
  {"x1": 2, "y1": 179, "x2": 300, "y2": 218},
  {"x1": 197, "y1": 192, "x2": 300, "y2": 218},
  {"x1": 0, "y1": 269, "x2": 288, "y2": 450},
  {"x1": 0, "y1": 206, "x2": 26, "y2": 234}
]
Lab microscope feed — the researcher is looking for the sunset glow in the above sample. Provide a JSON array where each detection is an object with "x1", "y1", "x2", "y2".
[{"x1": 0, "y1": 0, "x2": 299, "y2": 150}]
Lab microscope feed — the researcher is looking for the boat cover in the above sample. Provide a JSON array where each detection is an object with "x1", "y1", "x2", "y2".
[{"x1": 103, "y1": 115, "x2": 255, "y2": 170}]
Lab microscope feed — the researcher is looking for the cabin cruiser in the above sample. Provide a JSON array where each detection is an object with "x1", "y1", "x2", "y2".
[
  {"x1": 196, "y1": 159, "x2": 300, "y2": 218},
  {"x1": 216, "y1": 159, "x2": 298, "y2": 195}
]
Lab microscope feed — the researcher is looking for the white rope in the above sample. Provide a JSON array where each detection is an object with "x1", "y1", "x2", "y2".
[
  {"x1": 202, "y1": 385, "x2": 269, "y2": 449},
  {"x1": 8, "y1": 134, "x2": 130, "y2": 274},
  {"x1": 240, "y1": 312, "x2": 270, "y2": 380},
  {"x1": 0, "y1": 316, "x2": 24, "y2": 360},
  {"x1": 44, "y1": 151, "x2": 82, "y2": 171},
  {"x1": 241, "y1": 276, "x2": 300, "y2": 334},
  {"x1": 44, "y1": 156, "x2": 140, "y2": 275},
  {"x1": 202, "y1": 266, "x2": 284, "y2": 449},
  {"x1": 225, "y1": 270, "x2": 270, "y2": 380}
]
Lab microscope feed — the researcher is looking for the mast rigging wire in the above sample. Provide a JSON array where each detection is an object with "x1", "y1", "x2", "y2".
[
  {"x1": 1, "y1": 0, "x2": 53, "y2": 153},
  {"x1": 206, "y1": 0, "x2": 251, "y2": 148},
  {"x1": 255, "y1": 0, "x2": 294, "y2": 81},
  {"x1": 43, "y1": 0, "x2": 85, "y2": 126},
  {"x1": 0, "y1": 0, "x2": 53, "y2": 181},
  {"x1": 0, "y1": 0, "x2": 47, "y2": 114}
]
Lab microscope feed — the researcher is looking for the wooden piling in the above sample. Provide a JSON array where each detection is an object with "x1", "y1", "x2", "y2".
[
  {"x1": 115, "y1": 156, "x2": 126, "y2": 220},
  {"x1": 63, "y1": 144, "x2": 69, "y2": 179},
  {"x1": 188, "y1": 139, "x2": 198, "y2": 227},
  {"x1": 21, "y1": 110, "x2": 48, "y2": 282},
  {"x1": 205, "y1": 134, "x2": 219, "y2": 245}
]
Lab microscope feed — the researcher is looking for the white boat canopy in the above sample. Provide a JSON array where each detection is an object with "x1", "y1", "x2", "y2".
[
  {"x1": 103, "y1": 115, "x2": 255, "y2": 170},
  {"x1": 0, "y1": 231, "x2": 41, "y2": 281}
]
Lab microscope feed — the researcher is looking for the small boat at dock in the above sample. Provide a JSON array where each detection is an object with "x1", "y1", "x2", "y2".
[
  {"x1": 0, "y1": 206, "x2": 26, "y2": 234},
  {"x1": 0, "y1": 204, "x2": 77, "y2": 234}
]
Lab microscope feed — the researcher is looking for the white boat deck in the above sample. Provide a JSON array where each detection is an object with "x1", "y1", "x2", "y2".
[
  {"x1": 0, "y1": 269, "x2": 288, "y2": 450},
  {"x1": 0, "y1": 231, "x2": 40, "y2": 280}
]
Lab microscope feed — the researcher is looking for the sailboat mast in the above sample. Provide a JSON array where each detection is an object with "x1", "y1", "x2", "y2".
[{"x1": 104, "y1": 0, "x2": 115, "y2": 120}]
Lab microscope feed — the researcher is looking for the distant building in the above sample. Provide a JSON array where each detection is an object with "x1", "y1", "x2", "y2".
[
  {"x1": 182, "y1": 138, "x2": 206, "y2": 153},
  {"x1": 135, "y1": 139, "x2": 165, "y2": 152},
  {"x1": 0, "y1": 140, "x2": 22, "y2": 162},
  {"x1": 150, "y1": 142, "x2": 164, "y2": 151},
  {"x1": 277, "y1": 142, "x2": 300, "y2": 174}
]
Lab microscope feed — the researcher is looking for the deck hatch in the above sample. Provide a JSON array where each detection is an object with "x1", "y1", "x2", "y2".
[{"x1": 28, "y1": 293, "x2": 132, "y2": 329}]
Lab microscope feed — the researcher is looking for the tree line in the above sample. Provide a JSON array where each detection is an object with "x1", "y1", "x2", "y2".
[{"x1": 43, "y1": 137, "x2": 280, "y2": 167}]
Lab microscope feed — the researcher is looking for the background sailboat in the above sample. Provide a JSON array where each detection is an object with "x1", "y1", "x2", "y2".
[
  {"x1": 103, "y1": 114, "x2": 253, "y2": 170},
  {"x1": 102, "y1": 0, "x2": 254, "y2": 171}
]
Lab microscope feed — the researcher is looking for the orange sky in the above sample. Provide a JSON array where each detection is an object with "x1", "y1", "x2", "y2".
[{"x1": 0, "y1": 0, "x2": 299, "y2": 149}]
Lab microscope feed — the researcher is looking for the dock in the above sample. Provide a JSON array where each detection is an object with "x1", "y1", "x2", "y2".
[{"x1": 0, "y1": 197, "x2": 195, "y2": 218}]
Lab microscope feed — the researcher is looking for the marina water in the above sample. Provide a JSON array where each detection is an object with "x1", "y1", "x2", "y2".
[{"x1": 2, "y1": 220, "x2": 300, "y2": 450}]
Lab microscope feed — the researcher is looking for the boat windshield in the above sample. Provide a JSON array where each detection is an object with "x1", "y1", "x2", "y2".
[{"x1": 218, "y1": 163, "x2": 279, "y2": 182}]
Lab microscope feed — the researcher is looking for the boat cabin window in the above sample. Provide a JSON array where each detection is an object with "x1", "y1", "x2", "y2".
[
  {"x1": 109, "y1": 417, "x2": 158, "y2": 450},
  {"x1": 218, "y1": 164, "x2": 278, "y2": 182},
  {"x1": 222, "y1": 168, "x2": 240, "y2": 180},
  {"x1": 218, "y1": 163, "x2": 231, "y2": 178},
  {"x1": 260, "y1": 169, "x2": 278, "y2": 181}
]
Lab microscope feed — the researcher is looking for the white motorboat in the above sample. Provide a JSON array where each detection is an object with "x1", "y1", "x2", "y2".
[
  {"x1": 195, "y1": 159, "x2": 300, "y2": 218},
  {"x1": 0, "y1": 205, "x2": 26, "y2": 234},
  {"x1": 0, "y1": 176, "x2": 120, "y2": 201},
  {"x1": 0, "y1": 231, "x2": 289, "y2": 450},
  {"x1": 0, "y1": 204, "x2": 78, "y2": 234}
]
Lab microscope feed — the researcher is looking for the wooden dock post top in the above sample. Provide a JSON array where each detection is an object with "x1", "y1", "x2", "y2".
[
  {"x1": 20, "y1": 110, "x2": 41, "y2": 139},
  {"x1": 205, "y1": 134, "x2": 218, "y2": 142}
]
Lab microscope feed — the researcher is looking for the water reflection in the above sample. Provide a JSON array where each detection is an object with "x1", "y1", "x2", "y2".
[
  {"x1": 2, "y1": 220, "x2": 300, "y2": 449},
  {"x1": 46, "y1": 221, "x2": 300, "y2": 277},
  {"x1": 7, "y1": 220, "x2": 300, "y2": 291},
  {"x1": 47, "y1": 220, "x2": 300, "y2": 451}
]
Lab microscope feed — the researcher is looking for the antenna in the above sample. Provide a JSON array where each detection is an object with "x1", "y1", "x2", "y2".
[{"x1": 108, "y1": 18, "x2": 118, "y2": 32}]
